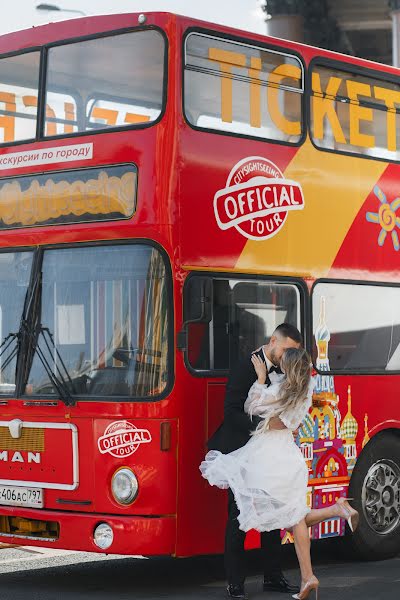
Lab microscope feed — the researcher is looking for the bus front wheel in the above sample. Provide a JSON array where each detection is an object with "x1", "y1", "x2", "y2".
[{"x1": 348, "y1": 431, "x2": 400, "y2": 560}]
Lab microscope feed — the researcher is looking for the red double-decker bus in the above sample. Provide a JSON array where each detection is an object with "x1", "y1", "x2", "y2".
[{"x1": 0, "y1": 11, "x2": 400, "y2": 561}]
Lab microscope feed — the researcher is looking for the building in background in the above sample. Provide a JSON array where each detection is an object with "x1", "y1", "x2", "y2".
[{"x1": 263, "y1": 0, "x2": 400, "y2": 66}]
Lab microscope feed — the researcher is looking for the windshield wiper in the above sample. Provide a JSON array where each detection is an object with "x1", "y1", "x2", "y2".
[
  {"x1": 0, "y1": 331, "x2": 19, "y2": 373},
  {"x1": 16, "y1": 257, "x2": 76, "y2": 407},
  {"x1": 20, "y1": 321, "x2": 77, "y2": 406},
  {"x1": 0, "y1": 332, "x2": 20, "y2": 395}
]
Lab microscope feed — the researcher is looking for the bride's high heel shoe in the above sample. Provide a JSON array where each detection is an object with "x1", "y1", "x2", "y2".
[
  {"x1": 292, "y1": 576, "x2": 319, "y2": 600},
  {"x1": 336, "y1": 497, "x2": 359, "y2": 533}
]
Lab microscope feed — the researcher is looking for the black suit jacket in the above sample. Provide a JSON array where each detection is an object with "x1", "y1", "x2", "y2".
[{"x1": 208, "y1": 349, "x2": 272, "y2": 454}]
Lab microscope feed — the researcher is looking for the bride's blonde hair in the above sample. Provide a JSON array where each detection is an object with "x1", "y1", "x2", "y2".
[{"x1": 254, "y1": 347, "x2": 311, "y2": 435}]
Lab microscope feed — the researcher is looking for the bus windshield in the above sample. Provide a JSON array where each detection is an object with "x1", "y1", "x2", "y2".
[
  {"x1": 0, "y1": 244, "x2": 170, "y2": 400},
  {"x1": 26, "y1": 244, "x2": 169, "y2": 400}
]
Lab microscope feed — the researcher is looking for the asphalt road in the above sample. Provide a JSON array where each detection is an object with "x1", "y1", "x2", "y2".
[{"x1": 0, "y1": 541, "x2": 398, "y2": 599}]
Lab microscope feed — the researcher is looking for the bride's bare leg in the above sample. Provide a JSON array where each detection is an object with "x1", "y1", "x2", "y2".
[
  {"x1": 305, "y1": 498, "x2": 356, "y2": 528},
  {"x1": 305, "y1": 504, "x2": 340, "y2": 527},
  {"x1": 292, "y1": 519, "x2": 313, "y2": 583},
  {"x1": 292, "y1": 501, "x2": 357, "y2": 596}
]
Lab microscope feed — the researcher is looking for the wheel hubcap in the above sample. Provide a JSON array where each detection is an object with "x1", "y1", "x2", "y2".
[{"x1": 362, "y1": 459, "x2": 400, "y2": 534}]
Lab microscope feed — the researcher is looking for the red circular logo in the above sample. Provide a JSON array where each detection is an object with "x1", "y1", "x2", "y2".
[
  {"x1": 97, "y1": 420, "x2": 152, "y2": 458},
  {"x1": 214, "y1": 156, "x2": 304, "y2": 240}
]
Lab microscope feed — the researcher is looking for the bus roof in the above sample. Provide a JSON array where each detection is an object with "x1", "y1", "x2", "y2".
[{"x1": 0, "y1": 11, "x2": 397, "y2": 77}]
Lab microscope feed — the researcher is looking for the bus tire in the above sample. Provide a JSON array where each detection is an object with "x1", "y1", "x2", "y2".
[{"x1": 348, "y1": 431, "x2": 400, "y2": 560}]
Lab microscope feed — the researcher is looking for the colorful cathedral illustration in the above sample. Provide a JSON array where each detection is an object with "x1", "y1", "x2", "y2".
[{"x1": 283, "y1": 296, "x2": 369, "y2": 543}]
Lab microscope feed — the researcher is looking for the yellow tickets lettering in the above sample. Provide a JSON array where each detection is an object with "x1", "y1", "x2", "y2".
[
  {"x1": 346, "y1": 80, "x2": 375, "y2": 148},
  {"x1": 373, "y1": 85, "x2": 400, "y2": 152},
  {"x1": 91, "y1": 106, "x2": 118, "y2": 126},
  {"x1": 45, "y1": 104, "x2": 57, "y2": 137},
  {"x1": 0, "y1": 92, "x2": 16, "y2": 143},
  {"x1": 311, "y1": 73, "x2": 346, "y2": 143},
  {"x1": 208, "y1": 47, "x2": 246, "y2": 123},
  {"x1": 124, "y1": 112, "x2": 150, "y2": 124},
  {"x1": 249, "y1": 56, "x2": 262, "y2": 128},
  {"x1": 267, "y1": 63, "x2": 302, "y2": 136},
  {"x1": 64, "y1": 102, "x2": 76, "y2": 134}
]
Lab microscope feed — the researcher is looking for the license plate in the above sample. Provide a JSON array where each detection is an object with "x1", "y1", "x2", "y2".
[{"x1": 0, "y1": 485, "x2": 43, "y2": 508}]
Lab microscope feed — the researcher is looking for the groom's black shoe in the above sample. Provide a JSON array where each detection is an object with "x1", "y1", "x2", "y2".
[
  {"x1": 226, "y1": 583, "x2": 248, "y2": 599},
  {"x1": 263, "y1": 574, "x2": 299, "y2": 594}
]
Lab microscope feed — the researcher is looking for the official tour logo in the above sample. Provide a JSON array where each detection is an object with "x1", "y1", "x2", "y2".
[
  {"x1": 213, "y1": 156, "x2": 305, "y2": 240},
  {"x1": 97, "y1": 420, "x2": 152, "y2": 458}
]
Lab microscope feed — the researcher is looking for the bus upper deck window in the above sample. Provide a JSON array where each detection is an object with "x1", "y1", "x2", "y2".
[
  {"x1": 0, "y1": 51, "x2": 40, "y2": 145},
  {"x1": 44, "y1": 29, "x2": 165, "y2": 137},
  {"x1": 184, "y1": 32, "x2": 304, "y2": 144}
]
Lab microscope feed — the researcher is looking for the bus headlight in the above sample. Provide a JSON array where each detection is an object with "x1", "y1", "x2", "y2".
[
  {"x1": 111, "y1": 467, "x2": 138, "y2": 505},
  {"x1": 93, "y1": 522, "x2": 113, "y2": 549}
]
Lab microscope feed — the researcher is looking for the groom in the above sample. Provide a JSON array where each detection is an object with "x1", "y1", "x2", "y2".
[{"x1": 208, "y1": 323, "x2": 302, "y2": 599}]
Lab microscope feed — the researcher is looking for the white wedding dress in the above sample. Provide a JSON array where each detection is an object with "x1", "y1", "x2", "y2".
[{"x1": 200, "y1": 374, "x2": 315, "y2": 532}]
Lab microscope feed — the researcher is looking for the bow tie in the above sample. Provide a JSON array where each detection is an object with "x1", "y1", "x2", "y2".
[{"x1": 269, "y1": 365, "x2": 282, "y2": 375}]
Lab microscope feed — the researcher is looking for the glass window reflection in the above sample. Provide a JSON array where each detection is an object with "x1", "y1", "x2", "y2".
[
  {"x1": 26, "y1": 244, "x2": 169, "y2": 398},
  {"x1": 0, "y1": 251, "x2": 33, "y2": 394},
  {"x1": 0, "y1": 51, "x2": 40, "y2": 144},
  {"x1": 313, "y1": 283, "x2": 400, "y2": 371},
  {"x1": 186, "y1": 277, "x2": 300, "y2": 371},
  {"x1": 45, "y1": 30, "x2": 165, "y2": 136}
]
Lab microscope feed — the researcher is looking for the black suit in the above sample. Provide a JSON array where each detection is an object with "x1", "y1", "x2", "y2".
[{"x1": 208, "y1": 349, "x2": 283, "y2": 586}]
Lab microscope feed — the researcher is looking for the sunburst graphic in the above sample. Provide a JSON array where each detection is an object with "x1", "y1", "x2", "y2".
[{"x1": 366, "y1": 186, "x2": 400, "y2": 251}]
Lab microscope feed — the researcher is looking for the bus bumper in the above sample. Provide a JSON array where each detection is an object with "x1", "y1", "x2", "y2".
[{"x1": 0, "y1": 506, "x2": 176, "y2": 555}]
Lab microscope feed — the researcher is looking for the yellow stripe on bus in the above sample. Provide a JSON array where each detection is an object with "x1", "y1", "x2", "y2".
[{"x1": 236, "y1": 140, "x2": 388, "y2": 278}]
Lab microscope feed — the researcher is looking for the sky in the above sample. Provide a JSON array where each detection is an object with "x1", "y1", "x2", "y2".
[{"x1": 1, "y1": 0, "x2": 267, "y2": 35}]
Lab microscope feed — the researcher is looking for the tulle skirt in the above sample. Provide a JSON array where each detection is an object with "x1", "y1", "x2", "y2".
[{"x1": 200, "y1": 429, "x2": 310, "y2": 532}]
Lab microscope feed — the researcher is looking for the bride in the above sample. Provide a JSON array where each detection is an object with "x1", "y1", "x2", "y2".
[{"x1": 200, "y1": 347, "x2": 359, "y2": 600}]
